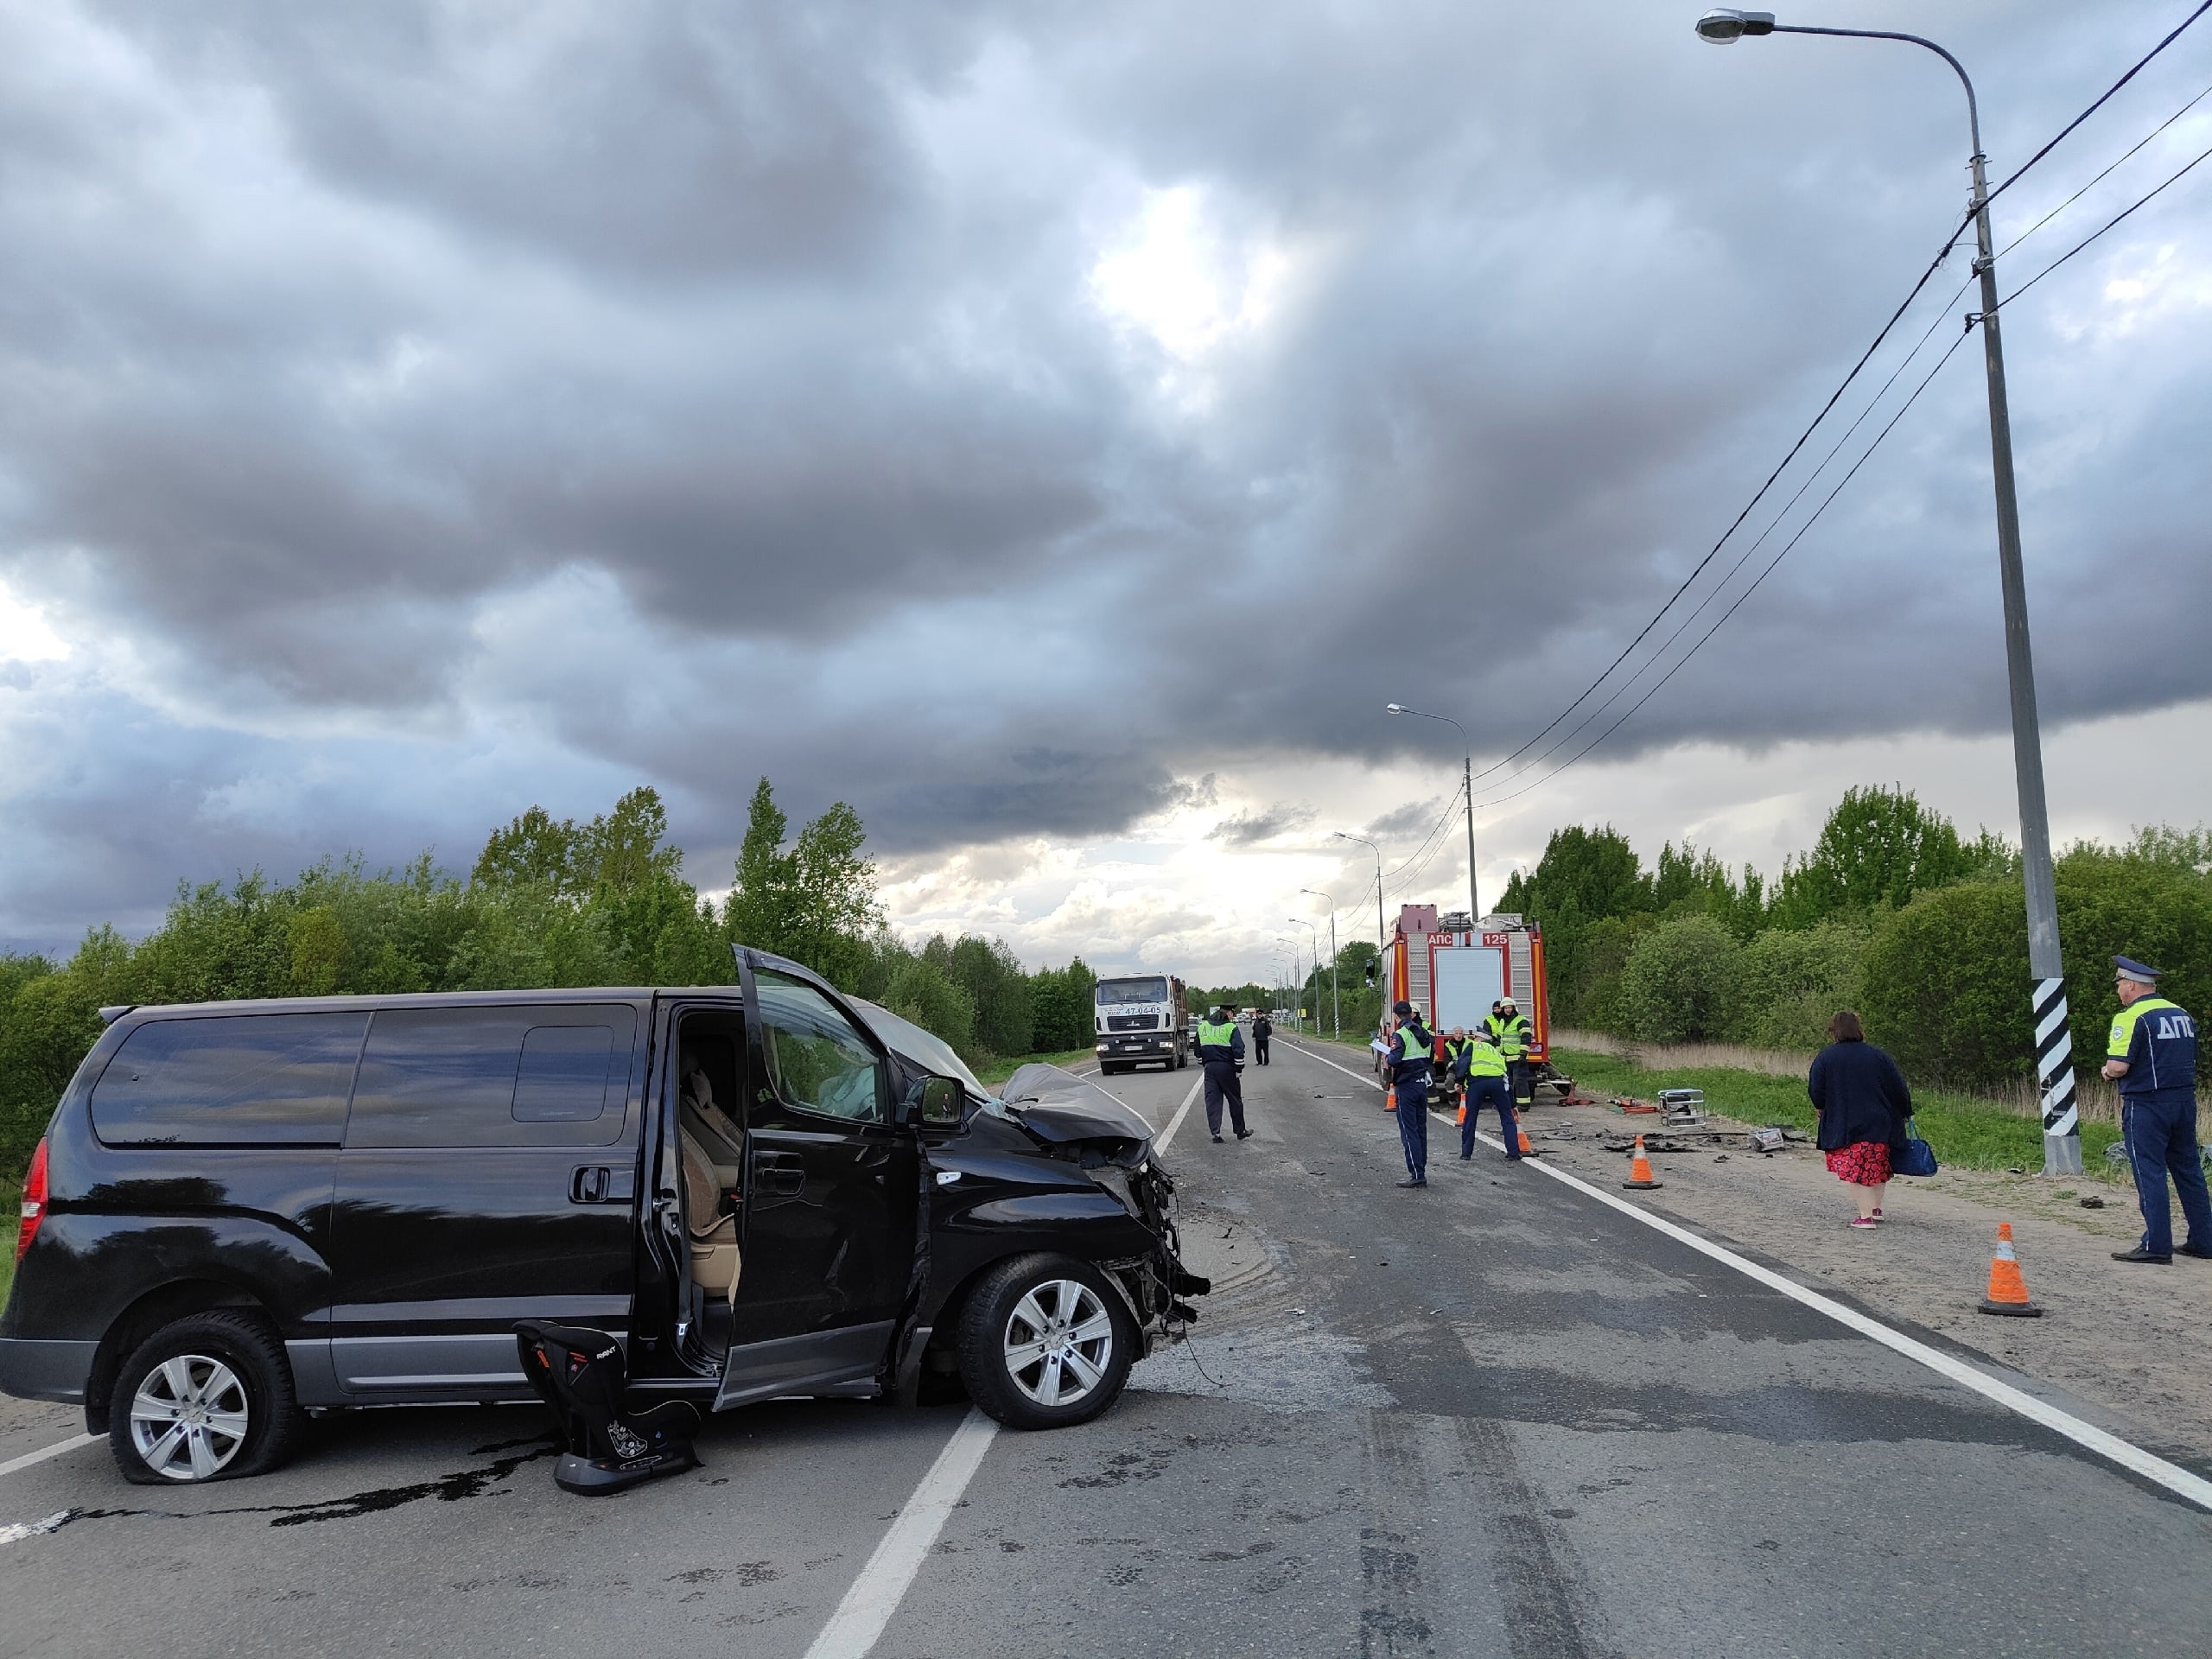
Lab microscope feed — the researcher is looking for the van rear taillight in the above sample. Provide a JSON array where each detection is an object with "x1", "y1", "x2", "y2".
[{"x1": 16, "y1": 1138, "x2": 47, "y2": 1262}]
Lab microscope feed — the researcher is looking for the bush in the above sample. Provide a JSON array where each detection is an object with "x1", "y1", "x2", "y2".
[
  {"x1": 1736, "y1": 922, "x2": 1867, "y2": 1051},
  {"x1": 1618, "y1": 916, "x2": 1744, "y2": 1043},
  {"x1": 1860, "y1": 855, "x2": 2212, "y2": 1092},
  {"x1": 1563, "y1": 912, "x2": 1657, "y2": 1032},
  {"x1": 1859, "y1": 881, "x2": 2026, "y2": 1088},
  {"x1": 884, "y1": 957, "x2": 977, "y2": 1057}
]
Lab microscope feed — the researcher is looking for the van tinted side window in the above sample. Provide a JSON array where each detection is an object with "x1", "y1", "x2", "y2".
[
  {"x1": 90, "y1": 1013, "x2": 368, "y2": 1147},
  {"x1": 346, "y1": 1005, "x2": 637, "y2": 1149}
]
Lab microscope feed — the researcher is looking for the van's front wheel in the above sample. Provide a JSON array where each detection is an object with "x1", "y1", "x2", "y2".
[
  {"x1": 108, "y1": 1312, "x2": 303, "y2": 1485},
  {"x1": 957, "y1": 1255, "x2": 1134, "y2": 1430}
]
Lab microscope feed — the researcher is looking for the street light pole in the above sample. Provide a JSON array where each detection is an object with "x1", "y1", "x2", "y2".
[
  {"x1": 1301, "y1": 889, "x2": 1341, "y2": 1038},
  {"x1": 1386, "y1": 704, "x2": 1481, "y2": 922},
  {"x1": 1694, "y1": 9, "x2": 2080, "y2": 1178},
  {"x1": 1289, "y1": 917, "x2": 1319, "y2": 1034},
  {"x1": 1332, "y1": 830, "x2": 1388, "y2": 956}
]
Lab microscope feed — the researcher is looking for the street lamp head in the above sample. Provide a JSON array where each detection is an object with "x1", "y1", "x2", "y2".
[
  {"x1": 1695, "y1": 8, "x2": 1775, "y2": 43},
  {"x1": 1385, "y1": 703, "x2": 1408, "y2": 715}
]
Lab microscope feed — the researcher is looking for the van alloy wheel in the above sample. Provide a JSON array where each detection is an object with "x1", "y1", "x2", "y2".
[
  {"x1": 130, "y1": 1354, "x2": 251, "y2": 1481},
  {"x1": 1001, "y1": 1279, "x2": 1115, "y2": 1408}
]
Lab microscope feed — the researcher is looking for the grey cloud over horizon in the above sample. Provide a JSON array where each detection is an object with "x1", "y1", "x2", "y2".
[{"x1": 3, "y1": 0, "x2": 2209, "y2": 949}]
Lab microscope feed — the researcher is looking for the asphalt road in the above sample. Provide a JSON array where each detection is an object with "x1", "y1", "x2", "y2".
[{"x1": 3, "y1": 1041, "x2": 2209, "y2": 1656}]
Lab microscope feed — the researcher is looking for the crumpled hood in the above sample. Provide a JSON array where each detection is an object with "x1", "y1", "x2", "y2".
[{"x1": 995, "y1": 1063, "x2": 1154, "y2": 1150}]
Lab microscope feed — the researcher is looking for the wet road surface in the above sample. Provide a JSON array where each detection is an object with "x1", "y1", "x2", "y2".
[{"x1": 3, "y1": 1040, "x2": 2208, "y2": 1656}]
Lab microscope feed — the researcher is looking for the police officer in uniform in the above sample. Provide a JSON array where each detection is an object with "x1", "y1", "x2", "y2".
[
  {"x1": 1487, "y1": 997, "x2": 1535, "y2": 1108},
  {"x1": 1452, "y1": 1024, "x2": 1522, "y2": 1162},
  {"x1": 1252, "y1": 1011, "x2": 1273, "y2": 1066},
  {"x1": 2104, "y1": 957, "x2": 2212, "y2": 1263},
  {"x1": 1387, "y1": 1001, "x2": 1434, "y2": 1187},
  {"x1": 1197, "y1": 1004, "x2": 1251, "y2": 1144}
]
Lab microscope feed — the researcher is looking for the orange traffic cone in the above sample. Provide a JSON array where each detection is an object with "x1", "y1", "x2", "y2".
[
  {"x1": 1977, "y1": 1222, "x2": 2044, "y2": 1318},
  {"x1": 1622, "y1": 1135, "x2": 1661, "y2": 1190},
  {"x1": 1516, "y1": 1126, "x2": 1541, "y2": 1157}
]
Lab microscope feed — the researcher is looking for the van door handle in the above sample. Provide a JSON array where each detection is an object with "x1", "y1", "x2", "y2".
[
  {"x1": 570, "y1": 1166, "x2": 636, "y2": 1205},
  {"x1": 751, "y1": 1150, "x2": 804, "y2": 1196}
]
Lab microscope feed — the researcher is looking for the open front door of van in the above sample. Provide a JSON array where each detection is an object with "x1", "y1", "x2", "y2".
[{"x1": 716, "y1": 948, "x2": 919, "y2": 1409}]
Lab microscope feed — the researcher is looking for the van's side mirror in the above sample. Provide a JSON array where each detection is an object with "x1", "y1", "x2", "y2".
[
  {"x1": 1363, "y1": 962, "x2": 1377, "y2": 987},
  {"x1": 918, "y1": 1075, "x2": 964, "y2": 1126}
]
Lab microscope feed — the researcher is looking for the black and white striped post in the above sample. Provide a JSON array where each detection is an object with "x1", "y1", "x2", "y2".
[
  {"x1": 2035, "y1": 975, "x2": 2081, "y2": 1173},
  {"x1": 1694, "y1": 9, "x2": 2083, "y2": 1177}
]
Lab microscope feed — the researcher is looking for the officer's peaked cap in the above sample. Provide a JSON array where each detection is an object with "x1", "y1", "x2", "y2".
[{"x1": 2113, "y1": 955, "x2": 2164, "y2": 983}]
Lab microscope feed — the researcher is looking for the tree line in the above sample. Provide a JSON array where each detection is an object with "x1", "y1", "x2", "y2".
[
  {"x1": 0, "y1": 779, "x2": 1100, "y2": 1182},
  {"x1": 1496, "y1": 785, "x2": 2210, "y2": 1091}
]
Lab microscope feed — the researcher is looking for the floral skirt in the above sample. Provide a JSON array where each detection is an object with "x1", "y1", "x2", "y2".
[{"x1": 1826, "y1": 1141, "x2": 1892, "y2": 1187}]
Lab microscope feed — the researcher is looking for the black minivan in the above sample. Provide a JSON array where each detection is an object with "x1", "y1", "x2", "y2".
[{"x1": 1, "y1": 948, "x2": 1203, "y2": 1484}]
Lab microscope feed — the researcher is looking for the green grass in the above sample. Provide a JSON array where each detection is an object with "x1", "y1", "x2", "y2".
[
  {"x1": 0, "y1": 1244, "x2": 13, "y2": 1314},
  {"x1": 1553, "y1": 1046, "x2": 2125, "y2": 1177},
  {"x1": 973, "y1": 1047, "x2": 1099, "y2": 1087}
]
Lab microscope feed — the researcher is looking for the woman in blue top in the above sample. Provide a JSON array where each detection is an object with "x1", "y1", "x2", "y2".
[{"x1": 1808, "y1": 1011, "x2": 1913, "y2": 1230}]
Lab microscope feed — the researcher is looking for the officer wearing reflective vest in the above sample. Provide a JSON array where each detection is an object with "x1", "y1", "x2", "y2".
[
  {"x1": 2103, "y1": 957, "x2": 2211, "y2": 1264},
  {"x1": 1452, "y1": 1026, "x2": 1523, "y2": 1163},
  {"x1": 1486, "y1": 998, "x2": 1535, "y2": 1106},
  {"x1": 1197, "y1": 1005, "x2": 1250, "y2": 1145},
  {"x1": 1387, "y1": 1001, "x2": 1434, "y2": 1187}
]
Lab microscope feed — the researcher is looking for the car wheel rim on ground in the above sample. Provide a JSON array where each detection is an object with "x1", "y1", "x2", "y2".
[
  {"x1": 130, "y1": 1354, "x2": 251, "y2": 1480},
  {"x1": 1002, "y1": 1280, "x2": 1115, "y2": 1408}
]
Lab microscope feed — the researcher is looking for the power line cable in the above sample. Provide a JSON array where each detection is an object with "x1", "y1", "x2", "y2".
[
  {"x1": 1998, "y1": 76, "x2": 2212, "y2": 257},
  {"x1": 1471, "y1": 328, "x2": 1974, "y2": 811},
  {"x1": 1986, "y1": 136, "x2": 2212, "y2": 317},
  {"x1": 1382, "y1": 779, "x2": 1466, "y2": 893},
  {"x1": 1456, "y1": 27, "x2": 2212, "y2": 811},
  {"x1": 1984, "y1": 0, "x2": 2212, "y2": 210},
  {"x1": 1470, "y1": 259, "x2": 1982, "y2": 796},
  {"x1": 1463, "y1": 224, "x2": 1967, "y2": 789}
]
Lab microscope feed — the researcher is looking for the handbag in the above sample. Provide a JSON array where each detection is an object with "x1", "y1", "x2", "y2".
[{"x1": 1894, "y1": 1118, "x2": 1939, "y2": 1178}]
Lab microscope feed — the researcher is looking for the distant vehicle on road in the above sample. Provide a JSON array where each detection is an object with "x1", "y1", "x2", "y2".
[
  {"x1": 0, "y1": 950, "x2": 1206, "y2": 1485},
  {"x1": 1094, "y1": 973, "x2": 1188, "y2": 1075}
]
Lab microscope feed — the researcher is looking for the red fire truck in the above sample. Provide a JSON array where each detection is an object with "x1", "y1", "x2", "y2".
[{"x1": 1377, "y1": 904, "x2": 1554, "y2": 1093}]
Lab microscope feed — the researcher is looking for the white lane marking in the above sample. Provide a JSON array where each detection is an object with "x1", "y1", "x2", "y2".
[
  {"x1": 1154, "y1": 1076, "x2": 1205, "y2": 1155},
  {"x1": 803, "y1": 1408, "x2": 1000, "y2": 1659},
  {"x1": 0, "y1": 1434, "x2": 99, "y2": 1482},
  {"x1": 0, "y1": 1510, "x2": 74, "y2": 1548},
  {"x1": 1279, "y1": 1039, "x2": 2212, "y2": 1514}
]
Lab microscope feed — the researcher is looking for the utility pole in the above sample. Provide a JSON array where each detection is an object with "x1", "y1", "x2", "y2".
[
  {"x1": 1289, "y1": 917, "x2": 1319, "y2": 1036},
  {"x1": 1302, "y1": 889, "x2": 1342, "y2": 1039},
  {"x1": 1695, "y1": 8, "x2": 2080, "y2": 1175}
]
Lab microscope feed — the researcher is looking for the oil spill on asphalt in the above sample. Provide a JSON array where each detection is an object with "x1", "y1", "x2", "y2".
[{"x1": 0, "y1": 1439, "x2": 559, "y2": 1544}]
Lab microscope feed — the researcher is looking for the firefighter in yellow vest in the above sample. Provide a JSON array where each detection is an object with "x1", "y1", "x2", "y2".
[{"x1": 1486, "y1": 997, "x2": 1535, "y2": 1107}]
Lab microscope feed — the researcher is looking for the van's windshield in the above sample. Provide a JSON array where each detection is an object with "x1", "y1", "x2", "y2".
[{"x1": 850, "y1": 999, "x2": 988, "y2": 1097}]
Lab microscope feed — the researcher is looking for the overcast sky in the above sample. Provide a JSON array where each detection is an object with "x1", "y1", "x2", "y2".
[{"x1": 2, "y1": 0, "x2": 2208, "y2": 984}]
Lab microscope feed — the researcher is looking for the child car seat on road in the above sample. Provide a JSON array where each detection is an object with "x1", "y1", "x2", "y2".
[{"x1": 514, "y1": 1319, "x2": 701, "y2": 1495}]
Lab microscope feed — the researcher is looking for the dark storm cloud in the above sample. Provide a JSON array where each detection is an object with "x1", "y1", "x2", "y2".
[
  {"x1": 1208, "y1": 803, "x2": 1315, "y2": 846},
  {"x1": 3, "y1": 0, "x2": 2208, "y2": 939},
  {"x1": 1365, "y1": 798, "x2": 1450, "y2": 843}
]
